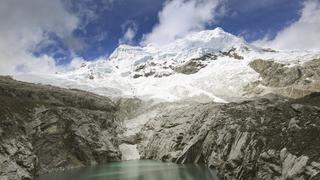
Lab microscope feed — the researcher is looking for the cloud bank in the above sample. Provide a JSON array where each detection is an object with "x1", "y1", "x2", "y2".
[
  {"x1": 0, "y1": 0, "x2": 78, "y2": 75},
  {"x1": 255, "y1": 0, "x2": 320, "y2": 50},
  {"x1": 143, "y1": 0, "x2": 219, "y2": 46}
]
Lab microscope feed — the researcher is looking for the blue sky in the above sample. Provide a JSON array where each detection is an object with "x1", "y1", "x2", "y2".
[
  {"x1": 33, "y1": 0, "x2": 303, "y2": 64},
  {"x1": 0, "y1": 0, "x2": 319, "y2": 75}
]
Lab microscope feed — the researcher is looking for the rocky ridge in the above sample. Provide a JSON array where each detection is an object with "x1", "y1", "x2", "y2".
[
  {"x1": 138, "y1": 93, "x2": 320, "y2": 180},
  {"x1": 1, "y1": 73, "x2": 320, "y2": 180},
  {"x1": 0, "y1": 76, "x2": 123, "y2": 179},
  {"x1": 15, "y1": 28, "x2": 262, "y2": 103},
  {"x1": 248, "y1": 58, "x2": 320, "y2": 99}
]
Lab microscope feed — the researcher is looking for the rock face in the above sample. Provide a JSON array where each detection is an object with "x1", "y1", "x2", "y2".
[
  {"x1": 0, "y1": 76, "x2": 123, "y2": 179},
  {"x1": 248, "y1": 58, "x2": 320, "y2": 99},
  {"x1": 139, "y1": 93, "x2": 320, "y2": 180},
  {"x1": 174, "y1": 54, "x2": 217, "y2": 75},
  {"x1": 2, "y1": 61, "x2": 320, "y2": 180}
]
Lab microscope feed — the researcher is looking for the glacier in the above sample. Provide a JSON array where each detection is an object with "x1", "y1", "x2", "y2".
[{"x1": 14, "y1": 27, "x2": 320, "y2": 103}]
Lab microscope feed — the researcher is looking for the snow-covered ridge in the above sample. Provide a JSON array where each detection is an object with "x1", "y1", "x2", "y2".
[
  {"x1": 63, "y1": 28, "x2": 257, "y2": 81},
  {"x1": 15, "y1": 28, "x2": 320, "y2": 103},
  {"x1": 108, "y1": 27, "x2": 255, "y2": 72}
]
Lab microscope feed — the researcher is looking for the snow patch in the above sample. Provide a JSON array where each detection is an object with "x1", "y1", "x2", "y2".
[{"x1": 119, "y1": 144, "x2": 140, "y2": 161}]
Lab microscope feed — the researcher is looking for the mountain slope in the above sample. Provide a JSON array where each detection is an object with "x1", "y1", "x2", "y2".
[
  {"x1": 15, "y1": 28, "x2": 320, "y2": 103},
  {"x1": 3, "y1": 28, "x2": 320, "y2": 180},
  {"x1": 0, "y1": 76, "x2": 123, "y2": 179},
  {"x1": 139, "y1": 93, "x2": 320, "y2": 180}
]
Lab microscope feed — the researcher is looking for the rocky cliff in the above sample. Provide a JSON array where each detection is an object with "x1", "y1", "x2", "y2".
[
  {"x1": 0, "y1": 76, "x2": 123, "y2": 179},
  {"x1": 247, "y1": 58, "x2": 320, "y2": 99},
  {"x1": 2, "y1": 72, "x2": 320, "y2": 180},
  {"x1": 138, "y1": 94, "x2": 320, "y2": 179}
]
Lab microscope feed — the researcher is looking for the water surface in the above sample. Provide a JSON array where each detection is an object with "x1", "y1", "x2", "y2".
[{"x1": 36, "y1": 160, "x2": 219, "y2": 180}]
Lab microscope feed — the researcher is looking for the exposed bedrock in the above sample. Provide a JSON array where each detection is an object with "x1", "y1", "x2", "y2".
[
  {"x1": 248, "y1": 58, "x2": 320, "y2": 99},
  {"x1": 139, "y1": 93, "x2": 320, "y2": 180},
  {"x1": 0, "y1": 76, "x2": 123, "y2": 179},
  {"x1": 2, "y1": 74, "x2": 320, "y2": 180}
]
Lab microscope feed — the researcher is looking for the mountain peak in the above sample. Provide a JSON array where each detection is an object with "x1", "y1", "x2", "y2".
[
  {"x1": 16, "y1": 27, "x2": 320, "y2": 104},
  {"x1": 179, "y1": 27, "x2": 245, "y2": 45},
  {"x1": 186, "y1": 27, "x2": 232, "y2": 39},
  {"x1": 112, "y1": 27, "x2": 248, "y2": 55},
  {"x1": 108, "y1": 27, "x2": 253, "y2": 72}
]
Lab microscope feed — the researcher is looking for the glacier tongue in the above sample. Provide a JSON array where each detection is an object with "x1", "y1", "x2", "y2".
[{"x1": 13, "y1": 28, "x2": 320, "y2": 103}]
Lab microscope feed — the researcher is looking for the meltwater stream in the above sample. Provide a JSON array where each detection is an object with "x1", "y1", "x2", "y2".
[{"x1": 36, "y1": 160, "x2": 219, "y2": 180}]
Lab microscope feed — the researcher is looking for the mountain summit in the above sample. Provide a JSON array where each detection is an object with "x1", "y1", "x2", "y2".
[
  {"x1": 4, "y1": 28, "x2": 320, "y2": 180},
  {"x1": 109, "y1": 27, "x2": 254, "y2": 71},
  {"x1": 15, "y1": 28, "x2": 320, "y2": 103}
]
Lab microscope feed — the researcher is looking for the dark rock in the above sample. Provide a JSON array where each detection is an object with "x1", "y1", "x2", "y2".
[
  {"x1": 249, "y1": 59, "x2": 302, "y2": 87},
  {"x1": 134, "y1": 64, "x2": 146, "y2": 72},
  {"x1": 0, "y1": 76, "x2": 122, "y2": 179},
  {"x1": 221, "y1": 47, "x2": 244, "y2": 60},
  {"x1": 175, "y1": 53, "x2": 217, "y2": 75},
  {"x1": 248, "y1": 59, "x2": 320, "y2": 99},
  {"x1": 88, "y1": 74, "x2": 95, "y2": 80},
  {"x1": 133, "y1": 74, "x2": 143, "y2": 79},
  {"x1": 175, "y1": 60, "x2": 207, "y2": 75},
  {"x1": 144, "y1": 71, "x2": 155, "y2": 77},
  {"x1": 262, "y1": 48, "x2": 277, "y2": 53},
  {"x1": 139, "y1": 93, "x2": 320, "y2": 180}
]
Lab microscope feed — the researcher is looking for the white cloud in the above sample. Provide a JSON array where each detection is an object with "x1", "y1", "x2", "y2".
[
  {"x1": 123, "y1": 27, "x2": 137, "y2": 43},
  {"x1": 0, "y1": 0, "x2": 79, "y2": 75},
  {"x1": 254, "y1": 0, "x2": 320, "y2": 50},
  {"x1": 119, "y1": 21, "x2": 138, "y2": 44},
  {"x1": 143, "y1": 0, "x2": 219, "y2": 46}
]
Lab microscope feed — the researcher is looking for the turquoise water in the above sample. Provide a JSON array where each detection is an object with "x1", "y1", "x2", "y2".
[{"x1": 36, "y1": 160, "x2": 219, "y2": 180}]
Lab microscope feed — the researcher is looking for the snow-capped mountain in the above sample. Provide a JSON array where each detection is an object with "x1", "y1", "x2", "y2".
[{"x1": 15, "y1": 28, "x2": 320, "y2": 103}]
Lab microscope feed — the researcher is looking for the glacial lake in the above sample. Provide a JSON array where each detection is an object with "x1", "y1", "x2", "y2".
[{"x1": 36, "y1": 160, "x2": 219, "y2": 180}]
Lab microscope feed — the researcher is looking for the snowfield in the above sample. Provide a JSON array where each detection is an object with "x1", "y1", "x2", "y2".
[
  {"x1": 14, "y1": 28, "x2": 320, "y2": 103},
  {"x1": 13, "y1": 28, "x2": 320, "y2": 159}
]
